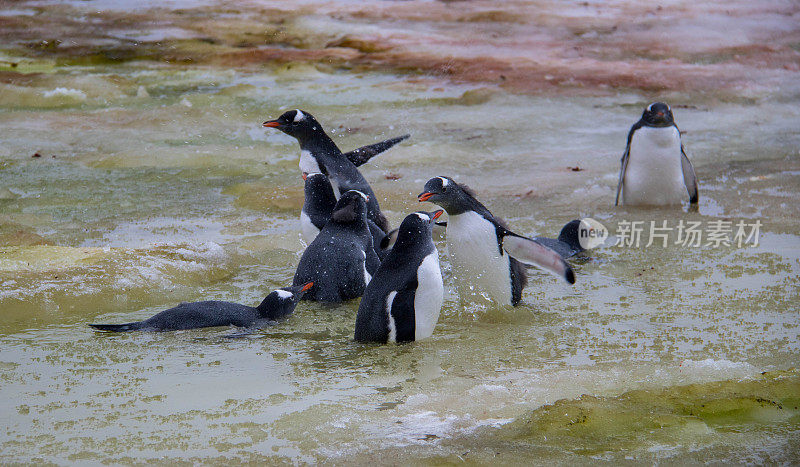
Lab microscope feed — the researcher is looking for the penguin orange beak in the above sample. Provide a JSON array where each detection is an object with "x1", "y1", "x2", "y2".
[
  {"x1": 432, "y1": 210, "x2": 444, "y2": 220},
  {"x1": 302, "y1": 172, "x2": 308, "y2": 181},
  {"x1": 263, "y1": 120, "x2": 280, "y2": 128},
  {"x1": 418, "y1": 192, "x2": 434, "y2": 202},
  {"x1": 302, "y1": 282, "x2": 314, "y2": 292}
]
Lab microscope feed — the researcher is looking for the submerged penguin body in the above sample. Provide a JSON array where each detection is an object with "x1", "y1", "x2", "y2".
[
  {"x1": 89, "y1": 284, "x2": 312, "y2": 332},
  {"x1": 533, "y1": 219, "x2": 586, "y2": 258}
]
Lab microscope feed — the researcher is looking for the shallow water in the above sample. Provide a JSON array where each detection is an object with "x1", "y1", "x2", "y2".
[{"x1": 2, "y1": 0, "x2": 800, "y2": 464}]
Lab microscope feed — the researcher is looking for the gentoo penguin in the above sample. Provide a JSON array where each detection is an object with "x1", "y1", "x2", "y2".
[
  {"x1": 615, "y1": 102, "x2": 699, "y2": 206},
  {"x1": 301, "y1": 172, "x2": 390, "y2": 259},
  {"x1": 355, "y1": 210, "x2": 445, "y2": 344},
  {"x1": 293, "y1": 190, "x2": 381, "y2": 303},
  {"x1": 419, "y1": 176, "x2": 575, "y2": 307},
  {"x1": 88, "y1": 282, "x2": 313, "y2": 332},
  {"x1": 263, "y1": 109, "x2": 401, "y2": 231}
]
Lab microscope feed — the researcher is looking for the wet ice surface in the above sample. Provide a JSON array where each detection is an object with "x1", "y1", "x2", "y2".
[{"x1": 1, "y1": 1, "x2": 800, "y2": 464}]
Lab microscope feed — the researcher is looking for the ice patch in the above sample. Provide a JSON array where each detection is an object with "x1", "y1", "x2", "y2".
[
  {"x1": 680, "y1": 358, "x2": 756, "y2": 374},
  {"x1": 42, "y1": 88, "x2": 87, "y2": 100},
  {"x1": 404, "y1": 393, "x2": 430, "y2": 406},
  {"x1": 387, "y1": 411, "x2": 513, "y2": 447},
  {"x1": 467, "y1": 384, "x2": 510, "y2": 397}
]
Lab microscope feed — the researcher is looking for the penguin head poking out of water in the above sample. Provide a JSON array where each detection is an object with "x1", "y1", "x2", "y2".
[
  {"x1": 256, "y1": 282, "x2": 314, "y2": 320},
  {"x1": 417, "y1": 176, "x2": 476, "y2": 215},
  {"x1": 641, "y1": 102, "x2": 674, "y2": 127},
  {"x1": 330, "y1": 190, "x2": 370, "y2": 226},
  {"x1": 263, "y1": 109, "x2": 323, "y2": 142}
]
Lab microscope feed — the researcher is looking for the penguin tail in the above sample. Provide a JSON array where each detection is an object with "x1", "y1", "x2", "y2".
[
  {"x1": 557, "y1": 219, "x2": 585, "y2": 253},
  {"x1": 89, "y1": 322, "x2": 144, "y2": 332}
]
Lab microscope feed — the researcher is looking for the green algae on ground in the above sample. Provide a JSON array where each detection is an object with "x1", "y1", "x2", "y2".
[{"x1": 498, "y1": 369, "x2": 800, "y2": 455}]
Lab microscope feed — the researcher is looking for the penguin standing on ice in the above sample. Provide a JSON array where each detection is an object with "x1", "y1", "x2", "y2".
[
  {"x1": 264, "y1": 109, "x2": 406, "y2": 232},
  {"x1": 419, "y1": 176, "x2": 575, "y2": 307},
  {"x1": 88, "y1": 282, "x2": 313, "y2": 332},
  {"x1": 293, "y1": 190, "x2": 381, "y2": 303},
  {"x1": 615, "y1": 102, "x2": 699, "y2": 206},
  {"x1": 301, "y1": 172, "x2": 391, "y2": 260},
  {"x1": 355, "y1": 210, "x2": 445, "y2": 344}
]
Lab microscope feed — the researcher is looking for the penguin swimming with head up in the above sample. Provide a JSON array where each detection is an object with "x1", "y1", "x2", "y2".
[
  {"x1": 419, "y1": 176, "x2": 575, "y2": 307},
  {"x1": 88, "y1": 282, "x2": 313, "y2": 332},
  {"x1": 293, "y1": 190, "x2": 381, "y2": 303},
  {"x1": 355, "y1": 210, "x2": 445, "y2": 344},
  {"x1": 615, "y1": 102, "x2": 699, "y2": 206}
]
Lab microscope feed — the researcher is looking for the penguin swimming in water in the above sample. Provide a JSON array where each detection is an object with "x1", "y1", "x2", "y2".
[
  {"x1": 301, "y1": 172, "x2": 390, "y2": 260},
  {"x1": 533, "y1": 219, "x2": 585, "y2": 258},
  {"x1": 355, "y1": 210, "x2": 445, "y2": 344},
  {"x1": 264, "y1": 109, "x2": 404, "y2": 232},
  {"x1": 419, "y1": 176, "x2": 575, "y2": 307},
  {"x1": 293, "y1": 190, "x2": 381, "y2": 303},
  {"x1": 88, "y1": 282, "x2": 313, "y2": 332},
  {"x1": 615, "y1": 102, "x2": 699, "y2": 206}
]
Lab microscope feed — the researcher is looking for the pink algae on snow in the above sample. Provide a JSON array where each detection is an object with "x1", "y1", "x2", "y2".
[{"x1": 1, "y1": 0, "x2": 798, "y2": 97}]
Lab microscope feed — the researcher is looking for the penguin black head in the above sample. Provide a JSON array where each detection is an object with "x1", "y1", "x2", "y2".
[
  {"x1": 393, "y1": 210, "x2": 444, "y2": 249},
  {"x1": 263, "y1": 109, "x2": 324, "y2": 141},
  {"x1": 418, "y1": 176, "x2": 477, "y2": 215},
  {"x1": 256, "y1": 282, "x2": 313, "y2": 320},
  {"x1": 641, "y1": 102, "x2": 674, "y2": 127},
  {"x1": 330, "y1": 190, "x2": 370, "y2": 225}
]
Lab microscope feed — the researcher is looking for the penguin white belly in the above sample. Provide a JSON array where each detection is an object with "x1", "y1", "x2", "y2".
[
  {"x1": 300, "y1": 150, "x2": 340, "y2": 198},
  {"x1": 446, "y1": 211, "x2": 512, "y2": 306},
  {"x1": 299, "y1": 150, "x2": 321, "y2": 175},
  {"x1": 299, "y1": 211, "x2": 319, "y2": 244},
  {"x1": 413, "y1": 252, "x2": 444, "y2": 340},
  {"x1": 623, "y1": 126, "x2": 686, "y2": 206}
]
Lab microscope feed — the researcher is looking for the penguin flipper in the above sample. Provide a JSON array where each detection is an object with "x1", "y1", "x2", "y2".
[
  {"x1": 502, "y1": 233, "x2": 576, "y2": 284},
  {"x1": 389, "y1": 286, "x2": 417, "y2": 343},
  {"x1": 344, "y1": 134, "x2": 410, "y2": 167},
  {"x1": 680, "y1": 144, "x2": 699, "y2": 204}
]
